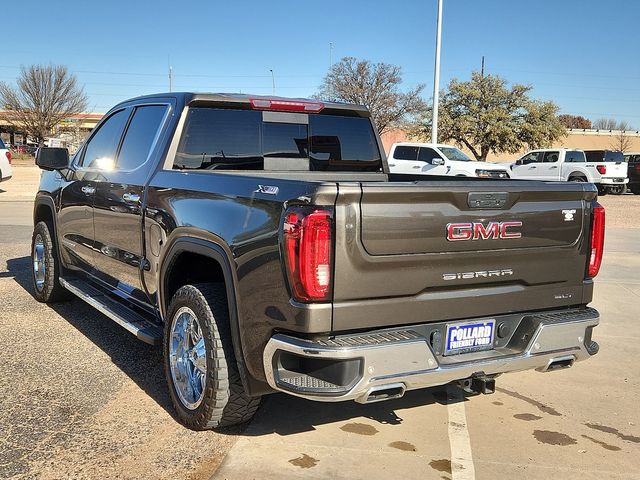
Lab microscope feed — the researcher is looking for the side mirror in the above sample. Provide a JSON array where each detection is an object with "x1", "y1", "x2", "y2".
[
  {"x1": 432, "y1": 158, "x2": 445, "y2": 166},
  {"x1": 36, "y1": 147, "x2": 69, "y2": 171},
  {"x1": 515, "y1": 159, "x2": 523, "y2": 166}
]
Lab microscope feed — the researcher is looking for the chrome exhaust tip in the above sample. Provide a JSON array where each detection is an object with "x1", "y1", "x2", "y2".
[
  {"x1": 539, "y1": 355, "x2": 575, "y2": 372},
  {"x1": 356, "y1": 383, "x2": 406, "y2": 404}
]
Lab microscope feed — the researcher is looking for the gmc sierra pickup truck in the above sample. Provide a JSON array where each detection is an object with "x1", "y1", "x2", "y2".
[{"x1": 32, "y1": 93, "x2": 603, "y2": 431}]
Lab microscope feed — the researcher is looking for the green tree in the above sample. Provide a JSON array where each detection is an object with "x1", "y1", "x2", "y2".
[
  {"x1": 0, "y1": 64, "x2": 88, "y2": 146},
  {"x1": 316, "y1": 57, "x2": 426, "y2": 134},
  {"x1": 412, "y1": 72, "x2": 566, "y2": 161}
]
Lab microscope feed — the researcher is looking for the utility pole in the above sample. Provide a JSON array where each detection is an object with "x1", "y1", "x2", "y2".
[
  {"x1": 168, "y1": 65, "x2": 173, "y2": 92},
  {"x1": 431, "y1": 0, "x2": 443, "y2": 144},
  {"x1": 270, "y1": 69, "x2": 275, "y2": 95}
]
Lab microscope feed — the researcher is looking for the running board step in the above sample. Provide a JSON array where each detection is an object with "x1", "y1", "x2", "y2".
[{"x1": 59, "y1": 278, "x2": 163, "y2": 345}]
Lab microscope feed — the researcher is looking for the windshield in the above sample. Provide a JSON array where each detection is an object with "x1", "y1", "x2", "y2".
[{"x1": 439, "y1": 146, "x2": 472, "y2": 162}]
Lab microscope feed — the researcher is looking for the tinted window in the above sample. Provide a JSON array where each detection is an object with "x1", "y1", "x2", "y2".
[
  {"x1": 117, "y1": 105, "x2": 167, "y2": 171},
  {"x1": 542, "y1": 151, "x2": 560, "y2": 163},
  {"x1": 565, "y1": 151, "x2": 585, "y2": 162},
  {"x1": 604, "y1": 151, "x2": 624, "y2": 162},
  {"x1": 175, "y1": 109, "x2": 262, "y2": 170},
  {"x1": 393, "y1": 146, "x2": 418, "y2": 160},
  {"x1": 174, "y1": 108, "x2": 381, "y2": 172},
  {"x1": 82, "y1": 109, "x2": 129, "y2": 168},
  {"x1": 584, "y1": 151, "x2": 604, "y2": 162},
  {"x1": 263, "y1": 122, "x2": 307, "y2": 158},
  {"x1": 309, "y1": 115, "x2": 380, "y2": 171},
  {"x1": 418, "y1": 147, "x2": 443, "y2": 164}
]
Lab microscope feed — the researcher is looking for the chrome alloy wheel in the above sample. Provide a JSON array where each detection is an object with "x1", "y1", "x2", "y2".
[
  {"x1": 169, "y1": 306, "x2": 207, "y2": 410},
  {"x1": 33, "y1": 234, "x2": 46, "y2": 292}
]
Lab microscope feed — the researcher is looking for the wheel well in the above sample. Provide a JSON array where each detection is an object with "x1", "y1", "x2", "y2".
[
  {"x1": 34, "y1": 203, "x2": 54, "y2": 228},
  {"x1": 569, "y1": 173, "x2": 587, "y2": 180},
  {"x1": 164, "y1": 251, "x2": 226, "y2": 310}
]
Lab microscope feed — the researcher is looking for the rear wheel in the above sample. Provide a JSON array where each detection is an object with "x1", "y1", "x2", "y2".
[
  {"x1": 569, "y1": 175, "x2": 586, "y2": 182},
  {"x1": 609, "y1": 184, "x2": 627, "y2": 195},
  {"x1": 31, "y1": 221, "x2": 71, "y2": 303},
  {"x1": 630, "y1": 185, "x2": 640, "y2": 195},
  {"x1": 164, "y1": 283, "x2": 260, "y2": 430}
]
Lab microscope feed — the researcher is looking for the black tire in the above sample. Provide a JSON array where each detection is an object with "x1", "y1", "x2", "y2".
[
  {"x1": 569, "y1": 175, "x2": 586, "y2": 182},
  {"x1": 163, "y1": 283, "x2": 261, "y2": 430},
  {"x1": 610, "y1": 184, "x2": 627, "y2": 195},
  {"x1": 631, "y1": 186, "x2": 640, "y2": 195},
  {"x1": 597, "y1": 185, "x2": 608, "y2": 196},
  {"x1": 31, "y1": 221, "x2": 71, "y2": 303}
]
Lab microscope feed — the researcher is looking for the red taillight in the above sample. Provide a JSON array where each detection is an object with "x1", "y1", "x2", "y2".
[
  {"x1": 588, "y1": 203, "x2": 605, "y2": 278},
  {"x1": 283, "y1": 208, "x2": 333, "y2": 302},
  {"x1": 5, "y1": 150, "x2": 11, "y2": 164},
  {"x1": 250, "y1": 98, "x2": 324, "y2": 113},
  {"x1": 596, "y1": 165, "x2": 606, "y2": 175},
  {"x1": 635, "y1": 164, "x2": 640, "y2": 173}
]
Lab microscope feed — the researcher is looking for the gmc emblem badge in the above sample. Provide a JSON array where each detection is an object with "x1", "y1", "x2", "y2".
[{"x1": 446, "y1": 221, "x2": 523, "y2": 241}]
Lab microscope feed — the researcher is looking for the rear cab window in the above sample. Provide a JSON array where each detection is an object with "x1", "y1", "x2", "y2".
[
  {"x1": 565, "y1": 151, "x2": 585, "y2": 162},
  {"x1": 174, "y1": 108, "x2": 382, "y2": 172},
  {"x1": 392, "y1": 146, "x2": 418, "y2": 161}
]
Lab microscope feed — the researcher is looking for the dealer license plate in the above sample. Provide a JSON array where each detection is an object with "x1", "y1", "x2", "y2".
[{"x1": 444, "y1": 320, "x2": 496, "y2": 356}]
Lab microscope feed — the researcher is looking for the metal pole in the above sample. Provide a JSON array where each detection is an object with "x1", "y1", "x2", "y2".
[
  {"x1": 431, "y1": 0, "x2": 443, "y2": 144},
  {"x1": 169, "y1": 65, "x2": 173, "y2": 92},
  {"x1": 270, "y1": 69, "x2": 275, "y2": 95}
]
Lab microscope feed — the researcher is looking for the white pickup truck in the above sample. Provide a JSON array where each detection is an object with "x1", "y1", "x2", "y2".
[
  {"x1": 583, "y1": 150, "x2": 629, "y2": 195},
  {"x1": 510, "y1": 149, "x2": 601, "y2": 184},
  {"x1": 388, "y1": 142, "x2": 511, "y2": 178}
]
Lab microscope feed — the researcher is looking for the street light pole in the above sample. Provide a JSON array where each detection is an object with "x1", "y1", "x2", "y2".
[
  {"x1": 431, "y1": 0, "x2": 443, "y2": 144},
  {"x1": 269, "y1": 69, "x2": 275, "y2": 96}
]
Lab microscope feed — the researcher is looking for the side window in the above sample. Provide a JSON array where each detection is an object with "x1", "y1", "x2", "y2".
[
  {"x1": 520, "y1": 152, "x2": 540, "y2": 164},
  {"x1": 418, "y1": 147, "x2": 443, "y2": 164},
  {"x1": 81, "y1": 109, "x2": 129, "y2": 168},
  {"x1": 542, "y1": 151, "x2": 559, "y2": 163},
  {"x1": 565, "y1": 151, "x2": 585, "y2": 162},
  {"x1": 392, "y1": 146, "x2": 418, "y2": 161},
  {"x1": 117, "y1": 105, "x2": 168, "y2": 171}
]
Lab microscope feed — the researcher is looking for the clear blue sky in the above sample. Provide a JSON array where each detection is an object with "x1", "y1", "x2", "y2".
[{"x1": 2, "y1": 0, "x2": 639, "y2": 127}]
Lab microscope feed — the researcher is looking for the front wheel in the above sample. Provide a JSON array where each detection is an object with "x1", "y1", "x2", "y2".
[
  {"x1": 31, "y1": 221, "x2": 71, "y2": 303},
  {"x1": 163, "y1": 283, "x2": 261, "y2": 430}
]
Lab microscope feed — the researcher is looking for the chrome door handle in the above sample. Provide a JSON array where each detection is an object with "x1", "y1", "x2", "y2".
[
  {"x1": 122, "y1": 193, "x2": 140, "y2": 203},
  {"x1": 81, "y1": 185, "x2": 95, "y2": 195}
]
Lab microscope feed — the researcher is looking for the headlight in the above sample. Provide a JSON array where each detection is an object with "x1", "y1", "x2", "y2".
[{"x1": 476, "y1": 169, "x2": 509, "y2": 179}]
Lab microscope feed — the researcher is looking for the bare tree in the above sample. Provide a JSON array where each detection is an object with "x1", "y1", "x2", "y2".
[
  {"x1": 593, "y1": 118, "x2": 634, "y2": 131},
  {"x1": 0, "y1": 65, "x2": 88, "y2": 146},
  {"x1": 315, "y1": 57, "x2": 427, "y2": 134},
  {"x1": 610, "y1": 131, "x2": 633, "y2": 152}
]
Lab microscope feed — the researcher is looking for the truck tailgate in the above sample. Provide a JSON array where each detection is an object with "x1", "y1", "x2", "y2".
[
  {"x1": 599, "y1": 162, "x2": 628, "y2": 180},
  {"x1": 331, "y1": 180, "x2": 597, "y2": 331}
]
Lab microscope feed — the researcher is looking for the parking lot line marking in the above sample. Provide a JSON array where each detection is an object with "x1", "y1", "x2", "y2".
[{"x1": 447, "y1": 385, "x2": 476, "y2": 480}]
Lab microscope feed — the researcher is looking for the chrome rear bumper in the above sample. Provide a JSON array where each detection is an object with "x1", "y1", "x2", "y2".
[{"x1": 263, "y1": 308, "x2": 599, "y2": 403}]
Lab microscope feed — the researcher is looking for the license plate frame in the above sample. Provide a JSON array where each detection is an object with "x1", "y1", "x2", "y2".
[{"x1": 444, "y1": 319, "x2": 496, "y2": 356}]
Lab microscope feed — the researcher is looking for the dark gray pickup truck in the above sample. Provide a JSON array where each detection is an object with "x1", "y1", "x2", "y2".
[{"x1": 32, "y1": 93, "x2": 604, "y2": 430}]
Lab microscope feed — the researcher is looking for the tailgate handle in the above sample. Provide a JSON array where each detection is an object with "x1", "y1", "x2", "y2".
[{"x1": 468, "y1": 192, "x2": 508, "y2": 209}]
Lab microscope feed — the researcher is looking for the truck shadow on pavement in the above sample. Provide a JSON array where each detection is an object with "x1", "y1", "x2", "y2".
[{"x1": 6, "y1": 255, "x2": 470, "y2": 436}]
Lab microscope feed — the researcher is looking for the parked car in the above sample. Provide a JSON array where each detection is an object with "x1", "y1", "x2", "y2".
[
  {"x1": 510, "y1": 149, "x2": 601, "y2": 184},
  {"x1": 583, "y1": 150, "x2": 629, "y2": 195},
  {"x1": 32, "y1": 93, "x2": 602, "y2": 430},
  {"x1": 388, "y1": 142, "x2": 510, "y2": 178},
  {"x1": 624, "y1": 152, "x2": 640, "y2": 194},
  {"x1": 0, "y1": 139, "x2": 12, "y2": 182}
]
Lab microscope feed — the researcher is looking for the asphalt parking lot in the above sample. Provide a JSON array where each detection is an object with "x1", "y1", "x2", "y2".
[{"x1": 1, "y1": 165, "x2": 639, "y2": 479}]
